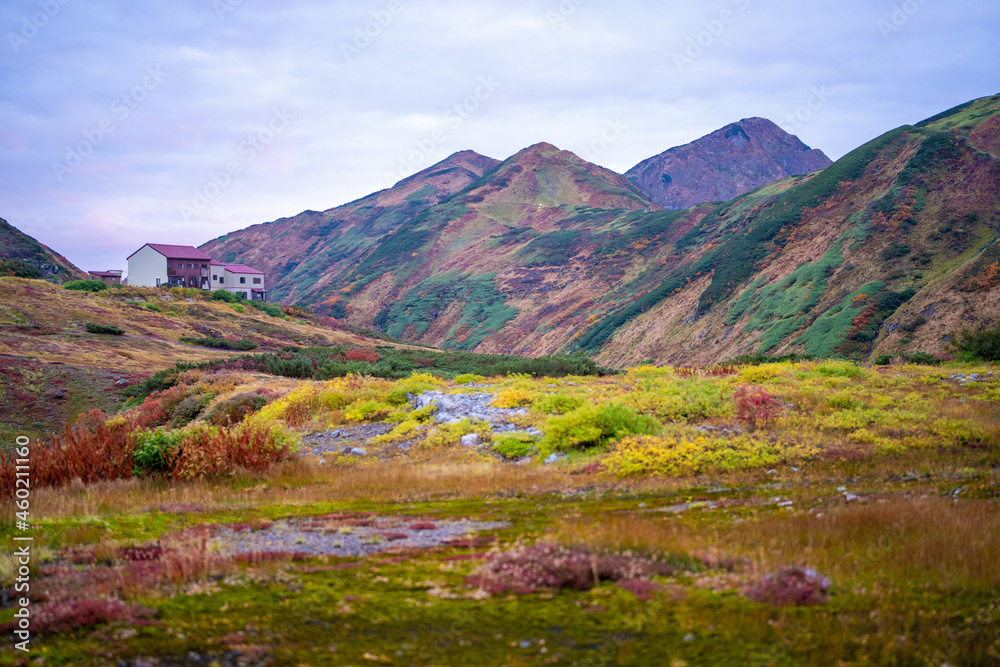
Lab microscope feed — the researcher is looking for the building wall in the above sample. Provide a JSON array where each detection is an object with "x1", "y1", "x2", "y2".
[
  {"x1": 126, "y1": 246, "x2": 167, "y2": 287},
  {"x1": 221, "y1": 269, "x2": 265, "y2": 299}
]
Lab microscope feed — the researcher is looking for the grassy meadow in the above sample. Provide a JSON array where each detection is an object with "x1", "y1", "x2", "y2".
[{"x1": 1, "y1": 350, "x2": 999, "y2": 665}]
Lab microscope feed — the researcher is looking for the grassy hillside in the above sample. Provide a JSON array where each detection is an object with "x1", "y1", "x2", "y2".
[
  {"x1": 1, "y1": 356, "x2": 998, "y2": 664},
  {"x1": 0, "y1": 278, "x2": 402, "y2": 440},
  {"x1": 0, "y1": 217, "x2": 86, "y2": 282}
]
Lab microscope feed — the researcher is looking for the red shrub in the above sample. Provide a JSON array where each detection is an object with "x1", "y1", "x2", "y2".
[
  {"x1": 167, "y1": 426, "x2": 293, "y2": 480},
  {"x1": 408, "y1": 522, "x2": 437, "y2": 531},
  {"x1": 380, "y1": 532, "x2": 409, "y2": 541},
  {"x1": 616, "y1": 579, "x2": 667, "y2": 600},
  {"x1": 345, "y1": 348, "x2": 380, "y2": 363},
  {"x1": 465, "y1": 543, "x2": 674, "y2": 594},
  {"x1": 0, "y1": 599, "x2": 157, "y2": 634},
  {"x1": 733, "y1": 385, "x2": 783, "y2": 429},
  {"x1": 0, "y1": 410, "x2": 133, "y2": 499},
  {"x1": 745, "y1": 566, "x2": 831, "y2": 606}
]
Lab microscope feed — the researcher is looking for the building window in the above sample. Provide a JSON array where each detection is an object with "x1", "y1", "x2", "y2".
[
  {"x1": 201, "y1": 264, "x2": 207, "y2": 269},
  {"x1": 252, "y1": 277, "x2": 261, "y2": 284},
  {"x1": 213, "y1": 275, "x2": 218, "y2": 281},
  {"x1": 156, "y1": 278, "x2": 161, "y2": 286},
  {"x1": 219, "y1": 277, "x2": 224, "y2": 284},
  {"x1": 239, "y1": 277, "x2": 246, "y2": 284}
]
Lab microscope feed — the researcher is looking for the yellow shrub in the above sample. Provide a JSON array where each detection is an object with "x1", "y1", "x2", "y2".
[
  {"x1": 606, "y1": 433, "x2": 816, "y2": 477},
  {"x1": 492, "y1": 388, "x2": 535, "y2": 408},
  {"x1": 737, "y1": 364, "x2": 783, "y2": 384}
]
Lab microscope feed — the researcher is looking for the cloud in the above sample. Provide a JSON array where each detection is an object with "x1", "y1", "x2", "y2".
[{"x1": 0, "y1": 0, "x2": 998, "y2": 274}]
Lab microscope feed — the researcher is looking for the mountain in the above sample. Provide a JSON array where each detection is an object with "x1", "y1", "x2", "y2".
[
  {"x1": 593, "y1": 95, "x2": 1000, "y2": 365},
  {"x1": 202, "y1": 95, "x2": 1000, "y2": 366},
  {"x1": 200, "y1": 150, "x2": 500, "y2": 306},
  {"x1": 322, "y1": 142, "x2": 667, "y2": 354},
  {"x1": 625, "y1": 117, "x2": 833, "y2": 210},
  {"x1": 0, "y1": 217, "x2": 85, "y2": 282}
]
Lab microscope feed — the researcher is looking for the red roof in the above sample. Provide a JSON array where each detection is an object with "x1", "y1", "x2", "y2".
[
  {"x1": 126, "y1": 244, "x2": 213, "y2": 261},
  {"x1": 224, "y1": 264, "x2": 264, "y2": 275},
  {"x1": 88, "y1": 271, "x2": 121, "y2": 277}
]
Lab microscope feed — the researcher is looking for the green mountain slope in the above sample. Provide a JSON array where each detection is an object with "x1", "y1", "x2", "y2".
[
  {"x1": 589, "y1": 94, "x2": 1000, "y2": 365},
  {"x1": 0, "y1": 218, "x2": 86, "y2": 282}
]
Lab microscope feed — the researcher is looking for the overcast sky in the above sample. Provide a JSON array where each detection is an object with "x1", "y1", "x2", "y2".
[{"x1": 1, "y1": 0, "x2": 998, "y2": 274}]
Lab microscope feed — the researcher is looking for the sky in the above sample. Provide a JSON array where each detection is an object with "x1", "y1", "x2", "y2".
[{"x1": 1, "y1": 0, "x2": 998, "y2": 275}]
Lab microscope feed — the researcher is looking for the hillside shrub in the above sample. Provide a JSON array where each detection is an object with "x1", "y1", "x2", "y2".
[
  {"x1": 0, "y1": 258, "x2": 43, "y2": 278},
  {"x1": 165, "y1": 425, "x2": 294, "y2": 480},
  {"x1": 745, "y1": 566, "x2": 831, "y2": 607},
  {"x1": 539, "y1": 403, "x2": 658, "y2": 453},
  {"x1": 63, "y1": 280, "x2": 107, "y2": 292},
  {"x1": 180, "y1": 336, "x2": 258, "y2": 351},
  {"x1": 532, "y1": 394, "x2": 584, "y2": 415},
  {"x1": 85, "y1": 322, "x2": 124, "y2": 335},
  {"x1": 466, "y1": 542, "x2": 674, "y2": 594},
  {"x1": 950, "y1": 323, "x2": 1000, "y2": 361},
  {"x1": 211, "y1": 289, "x2": 238, "y2": 303},
  {"x1": 733, "y1": 385, "x2": 783, "y2": 429},
  {"x1": 206, "y1": 391, "x2": 271, "y2": 426},
  {"x1": 492, "y1": 432, "x2": 537, "y2": 459},
  {"x1": 0, "y1": 411, "x2": 132, "y2": 497},
  {"x1": 606, "y1": 433, "x2": 791, "y2": 476},
  {"x1": 132, "y1": 429, "x2": 185, "y2": 476},
  {"x1": 345, "y1": 348, "x2": 380, "y2": 363}
]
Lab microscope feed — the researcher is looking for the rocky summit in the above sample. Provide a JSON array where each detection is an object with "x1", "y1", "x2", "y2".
[{"x1": 625, "y1": 117, "x2": 832, "y2": 210}]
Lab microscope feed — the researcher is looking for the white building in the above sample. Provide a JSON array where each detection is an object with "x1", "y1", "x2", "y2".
[
  {"x1": 216, "y1": 263, "x2": 266, "y2": 301},
  {"x1": 126, "y1": 244, "x2": 214, "y2": 289},
  {"x1": 126, "y1": 244, "x2": 264, "y2": 299}
]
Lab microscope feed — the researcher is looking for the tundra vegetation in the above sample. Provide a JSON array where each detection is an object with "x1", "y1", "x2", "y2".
[{"x1": 2, "y1": 345, "x2": 998, "y2": 665}]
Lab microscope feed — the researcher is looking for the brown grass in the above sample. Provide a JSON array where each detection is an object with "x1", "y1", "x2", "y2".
[{"x1": 552, "y1": 497, "x2": 1000, "y2": 589}]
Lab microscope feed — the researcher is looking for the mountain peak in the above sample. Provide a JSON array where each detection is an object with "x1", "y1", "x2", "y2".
[
  {"x1": 460, "y1": 142, "x2": 655, "y2": 211},
  {"x1": 626, "y1": 118, "x2": 832, "y2": 209}
]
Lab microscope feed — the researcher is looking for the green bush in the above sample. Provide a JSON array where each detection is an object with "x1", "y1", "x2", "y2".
[
  {"x1": 951, "y1": 324, "x2": 1000, "y2": 361},
  {"x1": 179, "y1": 336, "x2": 258, "y2": 351},
  {"x1": 131, "y1": 429, "x2": 185, "y2": 476},
  {"x1": 63, "y1": 280, "x2": 108, "y2": 292},
  {"x1": 85, "y1": 322, "x2": 124, "y2": 335},
  {"x1": 206, "y1": 391, "x2": 270, "y2": 426},
  {"x1": 492, "y1": 432, "x2": 537, "y2": 459},
  {"x1": 540, "y1": 403, "x2": 659, "y2": 453},
  {"x1": 169, "y1": 395, "x2": 212, "y2": 428},
  {"x1": 532, "y1": 394, "x2": 585, "y2": 415},
  {"x1": 0, "y1": 259, "x2": 43, "y2": 278},
  {"x1": 212, "y1": 289, "x2": 239, "y2": 303},
  {"x1": 144, "y1": 304, "x2": 164, "y2": 312}
]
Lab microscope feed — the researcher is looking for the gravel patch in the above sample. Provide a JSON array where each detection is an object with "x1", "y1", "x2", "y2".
[
  {"x1": 299, "y1": 423, "x2": 395, "y2": 456},
  {"x1": 213, "y1": 515, "x2": 509, "y2": 559}
]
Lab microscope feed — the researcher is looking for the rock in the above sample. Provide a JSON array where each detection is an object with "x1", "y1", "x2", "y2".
[
  {"x1": 460, "y1": 434, "x2": 480, "y2": 447},
  {"x1": 349, "y1": 448, "x2": 368, "y2": 457},
  {"x1": 544, "y1": 453, "x2": 566, "y2": 465}
]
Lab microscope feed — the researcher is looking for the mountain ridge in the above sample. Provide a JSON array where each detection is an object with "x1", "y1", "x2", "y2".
[{"x1": 205, "y1": 96, "x2": 1000, "y2": 365}]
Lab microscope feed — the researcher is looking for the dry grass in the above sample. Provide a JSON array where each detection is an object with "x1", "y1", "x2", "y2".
[
  {"x1": 552, "y1": 496, "x2": 1000, "y2": 590},
  {"x1": 9, "y1": 455, "x2": 585, "y2": 522}
]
